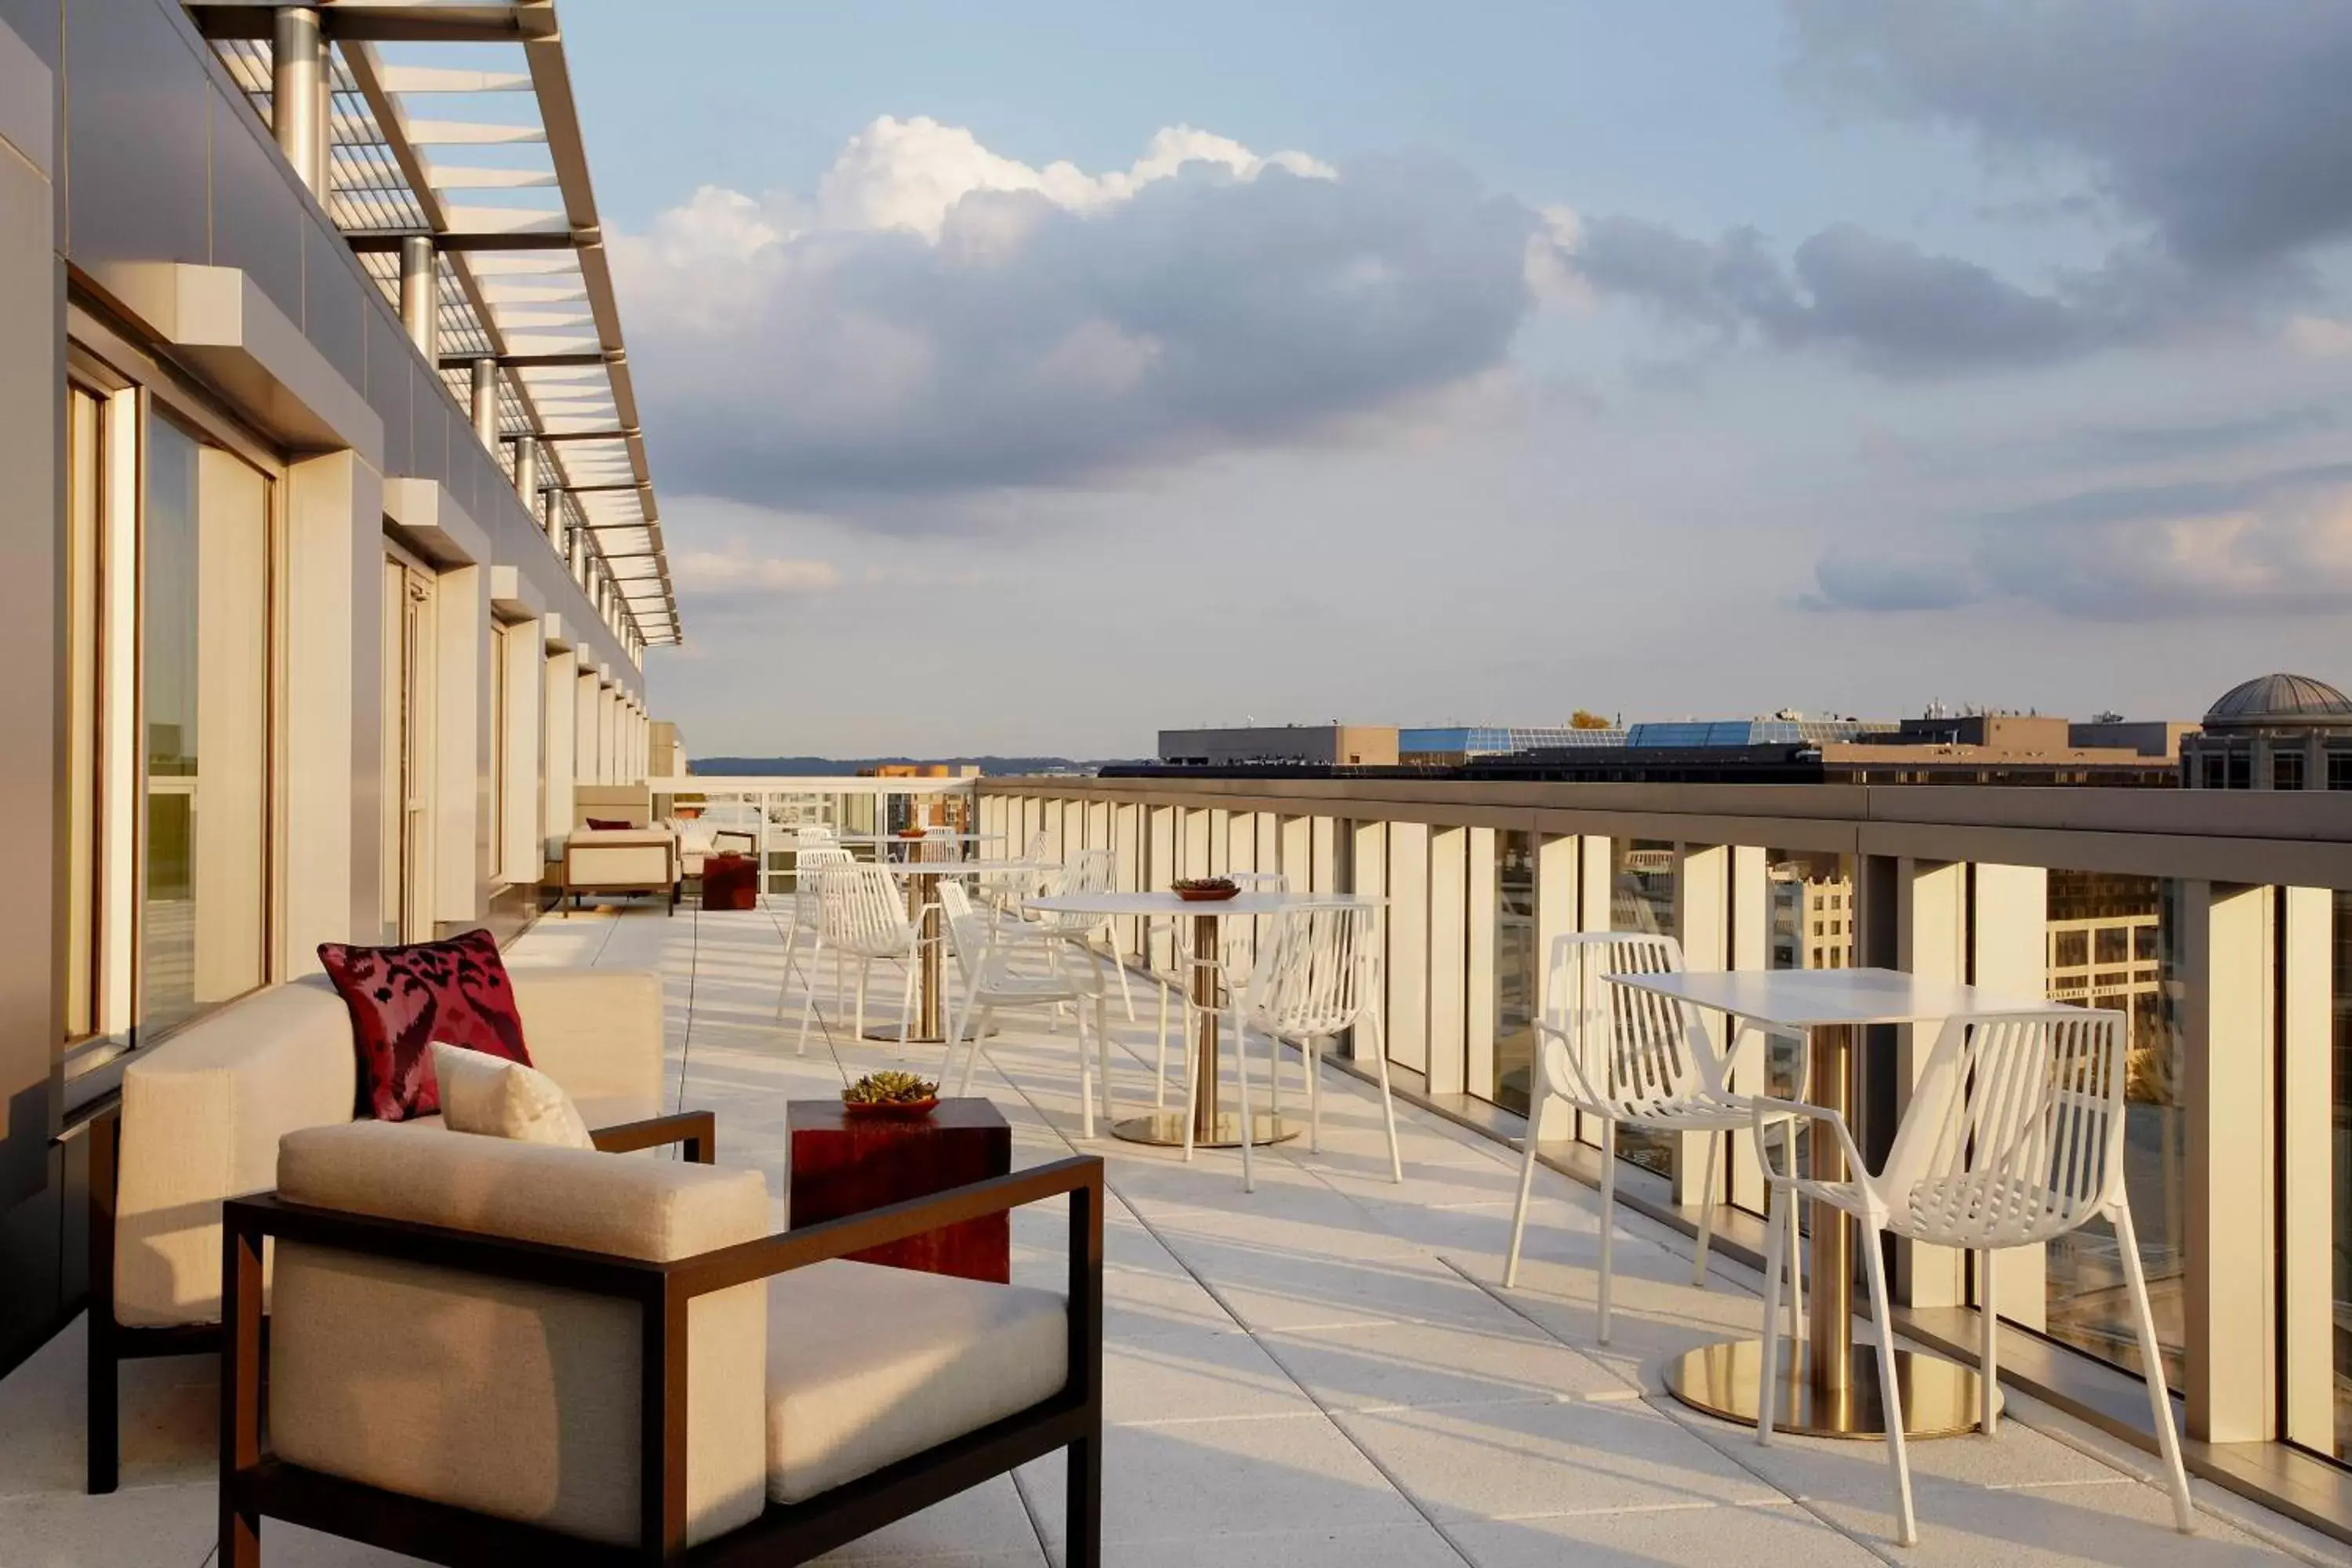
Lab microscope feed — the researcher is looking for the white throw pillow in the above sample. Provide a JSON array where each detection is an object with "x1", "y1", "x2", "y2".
[{"x1": 430, "y1": 1041, "x2": 597, "y2": 1150}]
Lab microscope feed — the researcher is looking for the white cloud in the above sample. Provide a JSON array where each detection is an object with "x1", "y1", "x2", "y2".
[
  {"x1": 670, "y1": 550, "x2": 843, "y2": 594},
  {"x1": 612, "y1": 118, "x2": 1551, "y2": 524},
  {"x1": 2283, "y1": 314, "x2": 2352, "y2": 358}
]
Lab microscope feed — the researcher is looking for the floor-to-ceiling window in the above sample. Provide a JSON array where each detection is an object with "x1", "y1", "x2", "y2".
[
  {"x1": 140, "y1": 413, "x2": 270, "y2": 1040},
  {"x1": 1612, "y1": 840, "x2": 1679, "y2": 1176},
  {"x1": 2327, "y1": 893, "x2": 2352, "y2": 1461},
  {"x1": 1489, "y1": 829, "x2": 1537, "y2": 1115},
  {"x1": 2038, "y1": 872, "x2": 2185, "y2": 1386},
  {"x1": 61, "y1": 387, "x2": 108, "y2": 1051}
]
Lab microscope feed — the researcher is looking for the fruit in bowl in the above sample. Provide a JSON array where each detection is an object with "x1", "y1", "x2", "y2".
[
  {"x1": 841, "y1": 1070, "x2": 939, "y2": 1117},
  {"x1": 1173, "y1": 877, "x2": 1240, "y2": 902}
]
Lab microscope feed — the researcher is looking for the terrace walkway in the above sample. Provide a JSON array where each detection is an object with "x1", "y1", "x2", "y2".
[{"x1": 1, "y1": 903, "x2": 2339, "y2": 1566}]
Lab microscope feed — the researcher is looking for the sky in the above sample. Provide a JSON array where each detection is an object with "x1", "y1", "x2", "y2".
[{"x1": 560, "y1": 1, "x2": 2352, "y2": 758}]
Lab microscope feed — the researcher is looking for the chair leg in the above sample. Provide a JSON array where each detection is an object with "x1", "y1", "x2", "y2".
[
  {"x1": 1691, "y1": 1131, "x2": 1721, "y2": 1289},
  {"x1": 1979, "y1": 1247, "x2": 1998, "y2": 1435},
  {"x1": 958, "y1": 1005, "x2": 996, "y2": 1095},
  {"x1": 1305, "y1": 1036, "x2": 1323, "y2": 1153},
  {"x1": 1111, "y1": 943, "x2": 1136, "y2": 1022},
  {"x1": 1076, "y1": 1000, "x2": 1095, "y2": 1140},
  {"x1": 1094, "y1": 996, "x2": 1116, "y2": 1132},
  {"x1": 1786, "y1": 1196, "x2": 1805, "y2": 1341},
  {"x1": 1154, "y1": 978, "x2": 1171, "y2": 1109},
  {"x1": 1860, "y1": 1224, "x2": 1917, "y2": 1547},
  {"x1": 1065, "y1": 1430, "x2": 1102, "y2": 1568},
  {"x1": 897, "y1": 949, "x2": 917, "y2": 1050},
  {"x1": 1503, "y1": 1098, "x2": 1548, "y2": 1289},
  {"x1": 1180, "y1": 1013, "x2": 1200, "y2": 1163},
  {"x1": 1759, "y1": 1183, "x2": 1788, "y2": 1446},
  {"x1": 937, "y1": 990, "x2": 967, "y2": 1089},
  {"x1": 1233, "y1": 1002, "x2": 1256, "y2": 1192},
  {"x1": 796, "y1": 945, "x2": 822, "y2": 1055},
  {"x1": 86, "y1": 1319, "x2": 118, "y2": 1495},
  {"x1": 2113, "y1": 1203, "x2": 2195, "y2": 1533},
  {"x1": 854, "y1": 959, "x2": 871, "y2": 1046},
  {"x1": 1362, "y1": 1007, "x2": 1403, "y2": 1183},
  {"x1": 1597, "y1": 1120, "x2": 1618, "y2": 1345}
]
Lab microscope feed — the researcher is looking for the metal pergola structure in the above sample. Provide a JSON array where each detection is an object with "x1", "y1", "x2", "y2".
[{"x1": 187, "y1": 0, "x2": 681, "y2": 648}]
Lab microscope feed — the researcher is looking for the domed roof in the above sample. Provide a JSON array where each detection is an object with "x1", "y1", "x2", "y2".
[{"x1": 2201, "y1": 673, "x2": 2352, "y2": 729}]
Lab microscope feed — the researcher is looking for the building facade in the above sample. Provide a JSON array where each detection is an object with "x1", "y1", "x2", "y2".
[
  {"x1": 2180, "y1": 673, "x2": 2352, "y2": 790},
  {"x1": 0, "y1": 0, "x2": 675, "y2": 1373},
  {"x1": 1159, "y1": 724, "x2": 1399, "y2": 767}
]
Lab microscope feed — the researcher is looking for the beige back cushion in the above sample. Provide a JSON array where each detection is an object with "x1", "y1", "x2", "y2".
[
  {"x1": 270, "y1": 1122, "x2": 769, "y2": 1548},
  {"x1": 112, "y1": 977, "x2": 356, "y2": 1327},
  {"x1": 114, "y1": 967, "x2": 667, "y2": 1327},
  {"x1": 565, "y1": 834, "x2": 677, "y2": 889},
  {"x1": 574, "y1": 782, "x2": 654, "y2": 829}
]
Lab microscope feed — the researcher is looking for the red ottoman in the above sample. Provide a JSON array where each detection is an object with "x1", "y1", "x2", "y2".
[
  {"x1": 701, "y1": 851, "x2": 758, "y2": 911},
  {"x1": 787, "y1": 1098, "x2": 1011, "y2": 1283}
]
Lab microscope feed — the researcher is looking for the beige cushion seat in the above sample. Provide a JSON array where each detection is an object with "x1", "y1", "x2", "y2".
[
  {"x1": 766, "y1": 1261, "x2": 1067, "y2": 1504},
  {"x1": 265, "y1": 1122, "x2": 1072, "y2": 1549}
]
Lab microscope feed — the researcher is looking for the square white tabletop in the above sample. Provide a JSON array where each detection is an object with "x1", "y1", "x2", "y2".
[{"x1": 1602, "y1": 966, "x2": 2063, "y2": 1029}]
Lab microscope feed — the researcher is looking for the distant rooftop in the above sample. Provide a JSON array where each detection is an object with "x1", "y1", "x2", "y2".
[{"x1": 2201, "y1": 673, "x2": 2352, "y2": 730}]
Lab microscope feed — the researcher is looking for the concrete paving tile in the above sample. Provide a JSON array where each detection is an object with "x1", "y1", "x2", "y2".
[
  {"x1": 816, "y1": 1473, "x2": 1047, "y2": 1562},
  {"x1": 0, "y1": 1316, "x2": 216, "y2": 1499},
  {"x1": 0, "y1": 1480, "x2": 219, "y2": 1567},
  {"x1": 1017, "y1": 1414, "x2": 1423, "y2": 1545},
  {"x1": 1806, "y1": 1475, "x2": 2293, "y2": 1565},
  {"x1": 1041, "y1": 1520, "x2": 1468, "y2": 1568},
  {"x1": 1102, "y1": 1324, "x2": 1316, "y2": 1425},
  {"x1": 1334, "y1": 1398, "x2": 1784, "y2": 1523},
  {"x1": 1448, "y1": 1501, "x2": 1884, "y2": 1568},
  {"x1": 1262, "y1": 1316, "x2": 1632, "y2": 1410}
]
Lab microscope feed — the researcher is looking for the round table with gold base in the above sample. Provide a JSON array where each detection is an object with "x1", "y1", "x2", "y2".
[{"x1": 1664, "y1": 1340, "x2": 1990, "y2": 1440}]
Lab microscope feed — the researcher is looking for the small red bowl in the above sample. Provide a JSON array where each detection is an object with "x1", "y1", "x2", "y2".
[
  {"x1": 842, "y1": 1096, "x2": 938, "y2": 1118},
  {"x1": 1175, "y1": 884, "x2": 1240, "y2": 902}
]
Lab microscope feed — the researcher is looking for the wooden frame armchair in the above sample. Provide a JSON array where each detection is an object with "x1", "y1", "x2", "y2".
[{"x1": 220, "y1": 1153, "x2": 1105, "y2": 1567}]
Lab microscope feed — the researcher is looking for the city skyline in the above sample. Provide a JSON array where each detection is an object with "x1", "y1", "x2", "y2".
[{"x1": 558, "y1": 2, "x2": 2352, "y2": 756}]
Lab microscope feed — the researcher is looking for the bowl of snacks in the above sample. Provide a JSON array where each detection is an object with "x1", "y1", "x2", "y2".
[
  {"x1": 895, "y1": 826, "x2": 927, "y2": 839},
  {"x1": 1173, "y1": 877, "x2": 1240, "y2": 902},
  {"x1": 841, "y1": 1070, "x2": 939, "y2": 1118}
]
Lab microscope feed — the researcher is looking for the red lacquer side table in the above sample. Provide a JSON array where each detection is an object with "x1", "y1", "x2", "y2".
[{"x1": 786, "y1": 1098, "x2": 1011, "y2": 1283}]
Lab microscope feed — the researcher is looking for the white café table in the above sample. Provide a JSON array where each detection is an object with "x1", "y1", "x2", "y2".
[
  {"x1": 1025, "y1": 891, "x2": 1376, "y2": 1149},
  {"x1": 1602, "y1": 966, "x2": 2058, "y2": 1440}
]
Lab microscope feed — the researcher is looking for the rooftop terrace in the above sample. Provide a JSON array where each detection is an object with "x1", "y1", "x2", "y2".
[{"x1": 2, "y1": 902, "x2": 2339, "y2": 1566}]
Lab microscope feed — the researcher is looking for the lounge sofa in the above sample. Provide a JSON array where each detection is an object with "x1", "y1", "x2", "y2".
[
  {"x1": 220, "y1": 1127, "x2": 1103, "y2": 1564},
  {"x1": 87, "y1": 965, "x2": 691, "y2": 1493},
  {"x1": 560, "y1": 783, "x2": 684, "y2": 913}
]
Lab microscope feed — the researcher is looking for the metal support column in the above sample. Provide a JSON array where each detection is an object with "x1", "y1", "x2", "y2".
[
  {"x1": 470, "y1": 358, "x2": 499, "y2": 447},
  {"x1": 271, "y1": 9, "x2": 325, "y2": 194},
  {"x1": 513, "y1": 435, "x2": 539, "y2": 506},
  {"x1": 398, "y1": 236, "x2": 437, "y2": 360}
]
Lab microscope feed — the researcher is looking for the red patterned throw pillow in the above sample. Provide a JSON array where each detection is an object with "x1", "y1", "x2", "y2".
[{"x1": 317, "y1": 928, "x2": 532, "y2": 1121}]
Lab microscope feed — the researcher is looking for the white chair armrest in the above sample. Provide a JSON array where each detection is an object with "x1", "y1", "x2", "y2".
[{"x1": 1748, "y1": 1095, "x2": 1869, "y2": 1187}]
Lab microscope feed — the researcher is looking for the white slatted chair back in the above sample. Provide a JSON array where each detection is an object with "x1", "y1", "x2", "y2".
[
  {"x1": 818, "y1": 861, "x2": 915, "y2": 960},
  {"x1": 1240, "y1": 902, "x2": 1381, "y2": 1040},
  {"x1": 793, "y1": 843, "x2": 852, "y2": 897},
  {"x1": 1875, "y1": 1008, "x2": 2129, "y2": 1247},
  {"x1": 795, "y1": 825, "x2": 837, "y2": 847},
  {"x1": 1538, "y1": 933, "x2": 1722, "y2": 1120},
  {"x1": 938, "y1": 880, "x2": 991, "y2": 989},
  {"x1": 913, "y1": 837, "x2": 960, "y2": 863},
  {"x1": 1026, "y1": 849, "x2": 1115, "y2": 938}
]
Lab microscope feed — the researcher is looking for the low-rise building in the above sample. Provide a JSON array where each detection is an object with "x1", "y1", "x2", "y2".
[
  {"x1": 1158, "y1": 724, "x2": 1399, "y2": 767},
  {"x1": 2180, "y1": 673, "x2": 2352, "y2": 789}
]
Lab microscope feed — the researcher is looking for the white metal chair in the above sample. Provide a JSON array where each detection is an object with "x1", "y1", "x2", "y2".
[
  {"x1": 1225, "y1": 899, "x2": 1401, "y2": 1192},
  {"x1": 777, "y1": 844, "x2": 854, "y2": 1045},
  {"x1": 936, "y1": 882, "x2": 1116, "y2": 1136},
  {"x1": 1751, "y1": 1007, "x2": 2193, "y2": 1547},
  {"x1": 795, "y1": 861, "x2": 920, "y2": 1054},
  {"x1": 1054, "y1": 848, "x2": 1137, "y2": 1025},
  {"x1": 980, "y1": 830, "x2": 1053, "y2": 919},
  {"x1": 1501, "y1": 933, "x2": 1802, "y2": 1348}
]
